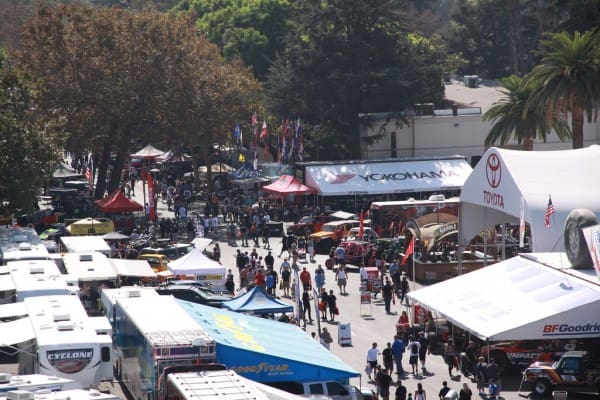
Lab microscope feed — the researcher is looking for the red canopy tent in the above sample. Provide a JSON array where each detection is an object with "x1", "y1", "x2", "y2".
[
  {"x1": 95, "y1": 189, "x2": 143, "y2": 213},
  {"x1": 262, "y1": 175, "x2": 316, "y2": 196}
]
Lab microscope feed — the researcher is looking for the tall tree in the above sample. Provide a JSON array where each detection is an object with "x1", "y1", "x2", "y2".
[
  {"x1": 524, "y1": 29, "x2": 600, "y2": 149},
  {"x1": 0, "y1": 60, "x2": 64, "y2": 212},
  {"x1": 483, "y1": 75, "x2": 570, "y2": 150},
  {"x1": 14, "y1": 4, "x2": 259, "y2": 197},
  {"x1": 265, "y1": 0, "x2": 445, "y2": 160}
]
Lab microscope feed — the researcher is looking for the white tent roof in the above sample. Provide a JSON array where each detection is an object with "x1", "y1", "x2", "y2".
[
  {"x1": 459, "y1": 145, "x2": 600, "y2": 252},
  {"x1": 110, "y1": 259, "x2": 156, "y2": 278},
  {"x1": 167, "y1": 248, "x2": 225, "y2": 276},
  {"x1": 408, "y1": 253, "x2": 600, "y2": 341},
  {"x1": 304, "y1": 157, "x2": 473, "y2": 196},
  {"x1": 60, "y1": 236, "x2": 111, "y2": 255}
]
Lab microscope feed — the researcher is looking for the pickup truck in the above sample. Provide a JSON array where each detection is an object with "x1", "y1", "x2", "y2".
[{"x1": 522, "y1": 350, "x2": 600, "y2": 396}]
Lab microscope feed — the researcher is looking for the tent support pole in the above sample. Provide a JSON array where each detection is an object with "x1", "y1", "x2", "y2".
[{"x1": 501, "y1": 223, "x2": 506, "y2": 260}]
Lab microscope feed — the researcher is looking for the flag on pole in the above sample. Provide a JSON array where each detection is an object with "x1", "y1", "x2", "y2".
[
  {"x1": 260, "y1": 121, "x2": 268, "y2": 142},
  {"x1": 253, "y1": 151, "x2": 258, "y2": 170},
  {"x1": 251, "y1": 111, "x2": 258, "y2": 126},
  {"x1": 544, "y1": 195, "x2": 555, "y2": 228},
  {"x1": 252, "y1": 112, "x2": 258, "y2": 149},
  {"x1": 389, "y1": 220, "x2": 394, "y2": 235},
  {"x1": 85, "y1": 155, "x2": 93, "y2": 191},
  {"x1": 401, "y1": 237, "x2": 414, "y2": 266},
  {"x1": 263, "y1": 132, "x2": 269, "y2": 159},
  {"x1": 519, "y1": 196, "x2": 526, "y2": 247},
  {"x1": 234, "y1": 124, "x2": 241, "y2": 144},
  {"x1": 359, "y1": 210, "x2": 364, "y2": 239},
  {"x1": 296, "y1": 119, "x2": 303, "y2": 161},
  {"x1": 146, "y1": 172, "x2": 156, "y2": 221}
]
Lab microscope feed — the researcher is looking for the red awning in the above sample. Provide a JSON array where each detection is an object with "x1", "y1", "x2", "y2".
[
  {"x1": 262, "y1": 175, "x2": 316, "y2": 195},
  {"x1": 95, "y1": 189, "x2": 143, "y2": 213}
]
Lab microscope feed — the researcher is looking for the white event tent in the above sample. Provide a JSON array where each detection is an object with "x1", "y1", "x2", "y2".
[
  {"x1": 408, "y1": 253, "x2": 600, "y2": 341},
  {"x1": 459, "y1": 145, "x2": 600, "y2": 252},
  {"x1": 167, "y1": 248, "x2": 226, "y2": 288}
]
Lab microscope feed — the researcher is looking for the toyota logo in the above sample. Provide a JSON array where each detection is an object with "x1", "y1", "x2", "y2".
[{"x1": 486, "y1": 153, "x2": 502, "y2": 188}]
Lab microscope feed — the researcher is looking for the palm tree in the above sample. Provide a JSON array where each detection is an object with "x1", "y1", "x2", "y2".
[
  {"x1": 483, "y1": 75, "x2": 570, "y2": 150},
  {"x1": 524, "y1": 29, "x2": 600, "y2": 149}
]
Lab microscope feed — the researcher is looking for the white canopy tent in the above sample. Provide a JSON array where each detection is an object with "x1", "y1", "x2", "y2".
[
  {"x1": 167, "y1": 248, "x2": 226, "y2": 289},
  {"x1": 408, "y1": 253, "x2": 600, "y2": 341},
  {"x1": 459, "y1": 145, "x2": 600, "y2": 252},
  {"x1": 304, "y1": 156, "x2": 473, "y2": 196}
]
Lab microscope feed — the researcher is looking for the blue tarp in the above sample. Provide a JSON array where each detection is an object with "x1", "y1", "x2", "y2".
[
  {"x1": 221, "y1": 285, "x2": 293, "y2": 315},
  {"x1": 177, "y1": 300, "x2": 360, "y2": 383}
]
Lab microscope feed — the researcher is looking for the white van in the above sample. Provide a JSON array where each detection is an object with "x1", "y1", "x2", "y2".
[{"x1": 267, "y1": 381, "x2": 370, "y2": 400}]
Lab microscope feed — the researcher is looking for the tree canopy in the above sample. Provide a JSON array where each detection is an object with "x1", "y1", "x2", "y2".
[
  {"x1": 13, "y1": 4, "x2": 259, "y2": 197},
  {"x1": 0, "y1": 60, "x2": 64, "y2": 212}
]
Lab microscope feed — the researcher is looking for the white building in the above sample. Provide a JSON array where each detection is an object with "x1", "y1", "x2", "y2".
[{"x1": 360, "y1": 81, "x2": 600, "y2": 166}]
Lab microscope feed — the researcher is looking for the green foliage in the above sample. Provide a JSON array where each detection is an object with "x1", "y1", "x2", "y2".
[
  {"x1": 0, "y1": 61, "x2": 64, "y2": 212},
  {"x1": 482, "y1": 75, "x2": 570, "y2": 150},
  {"x1": 264, "y1": 0, "x2": 445, "y2": 160},
  {"x1": 524, "y1": 29, "x2": 600, "y2": 148},
  {"x1": 177, "y1": 0, "x2": 295, "y2": 80}
]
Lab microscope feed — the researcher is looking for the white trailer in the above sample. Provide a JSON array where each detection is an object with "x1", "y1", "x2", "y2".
[
  {"x1": 0, "y1": 373, "x2": 82, "y2": 394},
  {"x1": 0, "y1": 243, "x2": 50, "y2": 265},
  {"x1": 99, "y1": 286, "x2": 160, "y2": 328},
  {"x1": 0, "y1": 260, "x2": 78, "y2": 305},
  {"x1": 113, "y1": 294, "x2": 216, "y2": 400},
  {"x1": 61, "y1": 253, "x2": 117, "y2": 285},
  {"x1": 0, "y1": 295, "x2": 113, "y2": 389},
  {"x1": 162, "y1": 367, "x2": 309, "y2": 400},
  {"x1": 0, "y1": 389, "x2": 122, "y2": 400}
]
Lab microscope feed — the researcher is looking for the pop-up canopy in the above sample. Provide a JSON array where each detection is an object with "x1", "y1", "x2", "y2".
[
  {"x1": 262, "y1": 175, "x2": 316, "y2": 195},
  {"x1": 408, "y1": 252, "x2": 600, "y2": 341},
  {"x1": 130, "y1": 144, "x2": 164, "y2": 159},
  {"x1": 95, "y1": 189, "x2": 143, "y2": 213},
  {"x1": 459, "y1": 145, "x2": 600, "y2": 252},
  {"x1": 221, "y1": 285, "x2": 293, "y2": 315},
  {"x1": 178, "y1": 300, "x2": 359, "y2": 383}
]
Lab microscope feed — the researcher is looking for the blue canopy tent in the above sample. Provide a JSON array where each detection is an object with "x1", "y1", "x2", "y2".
[
  {"x1": 221, "y1": 285, "x2": 293, "y2": 315},
  {"x1": 230, "y1": 162, "x2": 269, "y2": 185},
  {"x1": 177, "y1": 300, "x2": 359, "y2": 383}
]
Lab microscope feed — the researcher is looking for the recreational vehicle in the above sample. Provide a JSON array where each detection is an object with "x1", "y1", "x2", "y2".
[
  {"x1": 0, "y1": 389, "x2": 122, "y2": 400},
  {"x1": 113, "y1": 294, "x2": 215, "y2": 400},
  {"x1": 0, "y1": 295, "x2": 113, "y2": 389},
  {"x1": 0, "y1": 373, "x2": 82, "y2": 394},
  {"x1": 0, "y1": 260, "x2": 78, "y2": 305}
]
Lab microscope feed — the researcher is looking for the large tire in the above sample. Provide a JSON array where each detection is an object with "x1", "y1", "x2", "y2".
[
  {"x1": 563, "y1": 209, "x2": 597, "y2": 268},
  {"x1": 533, "y1": 378, "x2": 552, "y2": 397}
]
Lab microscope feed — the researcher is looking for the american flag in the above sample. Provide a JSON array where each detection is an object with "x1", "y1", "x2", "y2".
[
  {"x1": 544, "y1": 195, "x2": 555, "y2": 228},
  {"x1": 84, "y1": 156, "x2": 93, "y2": 190}
]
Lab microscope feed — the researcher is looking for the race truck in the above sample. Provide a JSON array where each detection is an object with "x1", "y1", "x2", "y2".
[{"x1": 522, "y1": 350, "x2": 600, "y2": 396}]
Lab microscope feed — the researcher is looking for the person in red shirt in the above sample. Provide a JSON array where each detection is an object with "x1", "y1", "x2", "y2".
[
  {"x1": 254, "y1": 268, "x2": 266, "y2": 289},
  {"x1": 300, "y1": 267, "x2": 312, "y2": 291}
]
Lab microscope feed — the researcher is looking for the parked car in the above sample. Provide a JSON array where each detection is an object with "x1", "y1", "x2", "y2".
[
  {"x1": 287, "y1": 215, "x2": 333, "y2": 237},
  {"x1": 138, "y1": 242, "x2": 194, "y2": 260},
  {"x1": 310, "y1": 220, "x2": 360, "y2": 254},
  {"x1": 155, "y1": 283, "x2": 232, "y2": 308},
  {"x1": 267, "y1": 381, "x2": 370, "y2": 400}
]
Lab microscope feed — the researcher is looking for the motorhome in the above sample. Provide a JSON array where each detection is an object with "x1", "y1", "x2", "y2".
[
  {"x1": 0, "y1": 295, "x2": 113, "y2": 389},
  {"x1": 99, "y1": 286, "x2": 160, "y2": 329},
  {"x1": 161, "y1": 366, "x2": 309, "y2": 400},
  {"x1": 0, "y1": 260, "x2": 78, "y2": 305},
  {"x1": 0, "y1": 228, "x2": 49, "y2": 265},
  {"x1": 113, "y1": 294, "x2": 216, "y2": 400},
  {"x1": 0, "y1": 389, "x2": 122, "y2": 400},
  {"x1": 0, "y1": 373, "x2": 82, "y2": 394}
]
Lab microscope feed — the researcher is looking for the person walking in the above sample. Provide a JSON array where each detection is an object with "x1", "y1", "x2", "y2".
[
  {"x1": 320, "y1": 289, "x2": 329, "y2": 321},
  {"x1": 382, "y1": 277, "x2": 395, "y2": 314},
  {"x1": 326, "y1": 289, "x2": 337, "y2": 321},
  {"x1": 377, "y1": 367, "x2": 394, "y2": 400},
  {"x1": 407, "y1": 336, "x2": 421, "y2": 376},
  {"x1": 414, "y1": 383, "x2": 426, "y2": 400},
  {"x1": 458, "y1": 383, "x2": 472, "y2": 400},
  {"x1": 366, "y1": 342, "x2": 380, "y2": 381},
  {"x1": 382, "y1": 342, "x2": 395, "y2": 376},
  {"x1": 418, "y1": 331, "x2": 430, "y2": 373},
  {"x1": 399, "y1": 274, "x2": 409, "y2": 305},
  {"x1": 314, "y1": 265, "x2": 325, "y2": 292},
  {"x1": 395, "y1": 381, "x2": 407, "y2": 400},
  {"x1": 279, "y1": 235, "x2": 289, "y2": 257},
  {"x1": 320, "y1": 327, "x2": 333, "y2": 350},
  {"x1": 300, "y1": 267, "x2": 312, "y2": 291},
  {"x1": 302, "y1": 289, "x2": 313, "y2": 324},
  {"x1": 445, "y1": 338, "x2": 458, "y2": 377},
  {"x1": 335, "y1": 266, "x2": 348, "y2": 294},
  {"x1": 392, "y1": 334, "x2": 405, "y2": 377}
]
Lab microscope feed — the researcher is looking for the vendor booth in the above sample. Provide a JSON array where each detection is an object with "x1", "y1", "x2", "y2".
[
  {"x1": 177, "y1": 300, "x2": 360, "y2": 383},
  {"x1": 407, "y1": 252, "x2": 600, "y2": 341},
  {"x1": 262, "y1": 175, "x2": 316, "y2": 197},
  {"x1": 459, "y1": 146, "x2": 600, "y2": 252},
  {"x1": 167, "y1": 248, "x2": 226, "y2": 289},
  {"x1": 221, "y1": 286, "x2": 293, "y2": 315},
  {"x1": 95, "y1": 190, "x2": 143, "y2": 213}
]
